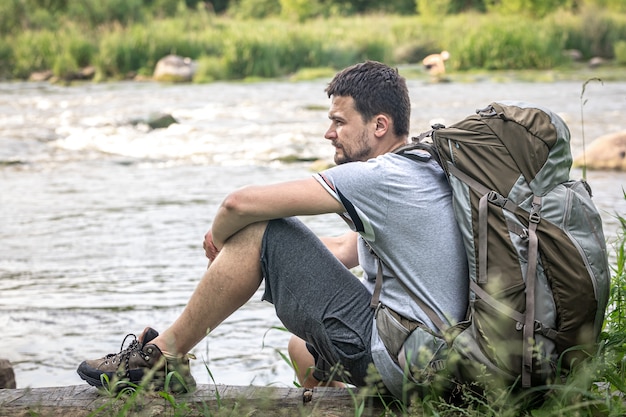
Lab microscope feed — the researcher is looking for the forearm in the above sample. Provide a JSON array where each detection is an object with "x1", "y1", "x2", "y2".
[{"x1": 210, "y1": 178, "x2": 345, "y2": 250}]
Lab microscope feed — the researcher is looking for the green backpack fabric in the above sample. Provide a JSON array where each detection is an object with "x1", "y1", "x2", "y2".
[{"x1": 398, "y1": 101, "x2": 611, "y2": 391}]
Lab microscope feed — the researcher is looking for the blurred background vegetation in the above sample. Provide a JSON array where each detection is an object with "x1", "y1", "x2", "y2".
[{"x1": 0, "y1": 0, "x2": 625, "y2": 82}]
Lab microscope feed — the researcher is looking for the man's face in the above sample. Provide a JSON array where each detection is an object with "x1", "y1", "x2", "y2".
[{"x1": 324, "y1": 96, "x2": 375, "y2": 165}]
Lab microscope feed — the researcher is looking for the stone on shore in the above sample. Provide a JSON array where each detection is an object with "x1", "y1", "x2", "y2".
[
  {"x1": 153, "y1": 54, "x2": 197, "y2": 82},
  {"x1": 573, "y1": 130, "x2": 626, "y2": 171},
  {"x1": 0, "y1": 359, "x2": 16, "y2": 389}
]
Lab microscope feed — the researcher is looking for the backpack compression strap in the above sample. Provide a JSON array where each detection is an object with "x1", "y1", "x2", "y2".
[
  {"x1": 446, "y1": 162, "x2": 542, "y2": 388},
  {"x1": 522, "y1": 195, "x2": 542, "y2": 387}
]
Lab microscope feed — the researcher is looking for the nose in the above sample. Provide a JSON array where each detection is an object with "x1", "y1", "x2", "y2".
[{"x1": 324, "y1": 124, "x2": 336, "y2": 140}]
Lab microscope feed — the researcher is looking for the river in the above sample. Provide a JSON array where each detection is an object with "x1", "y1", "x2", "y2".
[{"x1": 1, "y1": 76, "x2": 625, "y2": 389}]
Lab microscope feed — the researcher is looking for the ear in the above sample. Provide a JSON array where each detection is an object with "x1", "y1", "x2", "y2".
[{"x1": 373, "y1": 114, "x2": 390, "y2": 138}]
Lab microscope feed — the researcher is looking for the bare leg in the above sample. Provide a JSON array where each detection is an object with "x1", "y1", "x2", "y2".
[
  {"x1": 151, "y1": 222, "x2": 267, "y2": 356},
  {"x1": 288, "y1": 335, "x2": 346, "y2": 388},
  {"x1": 78, "y1": 218, "x2": 372, "y2": 391}
]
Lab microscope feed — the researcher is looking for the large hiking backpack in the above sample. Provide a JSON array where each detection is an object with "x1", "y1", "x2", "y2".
[{"x1": 399, "y1": 101, "x2": 611, "y2": 390}]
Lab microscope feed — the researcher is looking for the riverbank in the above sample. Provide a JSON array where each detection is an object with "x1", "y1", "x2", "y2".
[
  {"x1": 2, "y1": 9, "x2": 625, "y2": 83},
  {"x1": 16, "y1": 63, "x2": 626, "y2": 99}
]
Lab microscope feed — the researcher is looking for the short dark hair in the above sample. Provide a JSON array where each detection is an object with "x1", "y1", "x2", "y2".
[{"x1": 325, "y1": 61, "x2": 410, "y2": 137}]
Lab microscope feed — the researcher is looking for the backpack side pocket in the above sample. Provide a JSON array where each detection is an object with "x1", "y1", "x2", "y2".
[{"x1": 375, "y1": 304, "x2": 411, "y2": 361}]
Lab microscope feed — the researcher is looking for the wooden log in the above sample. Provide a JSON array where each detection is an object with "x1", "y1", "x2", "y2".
[{"x1": 0, "y1": 384, "x2": 388, "y2": 416}]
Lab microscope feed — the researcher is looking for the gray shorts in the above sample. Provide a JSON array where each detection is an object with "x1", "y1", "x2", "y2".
[{"x1": 261, "y1": 217, "x2": 374, "y2": 386}]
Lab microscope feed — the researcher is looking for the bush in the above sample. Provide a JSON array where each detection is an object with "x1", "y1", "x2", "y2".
[
  {"x1": 95, "y1": 25, "x2": 152, "y2": 78},
  {"x1": 11, "y1": 30, "x2": 60, "y2": 78},
  {"x1": 193, "y1": 55, "x2": 228, "y2": 82},
  {"x1": 53, "y1": 51, "x2": 79, "y2": 79},
  {"x1": 65, "y1": 29, "x2": 97, "y2": 68},
  {"x1": 446, "y1": 14, "x2": 568, "y2": 70}
]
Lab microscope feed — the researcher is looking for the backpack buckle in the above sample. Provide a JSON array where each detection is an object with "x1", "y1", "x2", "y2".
[
  {"x1": 476, "y1": 105, "x2": 497, "y2": 117},
  {"x1": 529, "y1": 200, "x2": 542, "y2": 224},
  {"x1": 487, "y1": 191, "x2": 508, "y2": 208},
  {"x1": 520, "y1": 228, "x2": 529, "y2": 240}
]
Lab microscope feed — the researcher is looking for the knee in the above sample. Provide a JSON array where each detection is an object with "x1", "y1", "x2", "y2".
[
  {"x1": 288, "y1": 335, "x2": 312, "y2": 368},
  {"x1": 288, "y1": 335, "x2": 316, "y2": 386},
  {"x1": 288, "y1": 335, "x2": 348, "y2": 388},
  {"x1": 222, "y1": 221, "x2": 267, "y2": 251}
]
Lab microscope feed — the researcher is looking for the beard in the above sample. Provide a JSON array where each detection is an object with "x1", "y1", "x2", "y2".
[{"x1": 333, "y1": 130, "x2": 372, "y2": 165}]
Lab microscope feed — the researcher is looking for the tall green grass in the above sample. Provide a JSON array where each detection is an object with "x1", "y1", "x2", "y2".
[{"x1": 2, "y1": 7, "x2": 625, "y2": 82}]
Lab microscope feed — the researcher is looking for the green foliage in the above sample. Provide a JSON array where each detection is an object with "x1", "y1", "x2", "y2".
[
  {"x1": 615, "y1": 41, "x2": 626, "y2": 65},
  {"x1": 0, "y1": 0, "x2": 27, "y2": 34},
  {"x1": 445, "y1": 14, "x2": 569, "y2": 70},
  {"x1": 582, "y1": 7, "x2": 626, "y2": 59},
  {"x1": 27, "y1": 0, "x2": 67, "y2": 12},
  {"x1": 485, "y1": 0, "x2": 571, "y2": 18},
  {"x1": 27, "y1": 7, "x2": 60, "y2": 31},
  {"x1": 193, "y1": 55, "x2": 228, "y2": 82},
  {"x1": 95, "y1": 26, "x2": 151, "y2": 79},
  {"x1": 65, "y1": 0, "x2": 146, "y2": 27},
  {"x1": 374, "y1": 0, "x2": 414, "y2": 14},
  {"x1": 3, "y1": 0, "x2": 626, "y2": 39},
  {"x1": 147, "y1": 0, "x2": 183, "y2": 17},
  {"x1": 11, "y1": 30, "x2": 60, "y2": 78},
  {"x1": 607, "y1": 196, "x2": 626, "y2": 336},
  {"x1": 93, "y1": 17, "x2": 215, "y2": 79},
  {"x1": 557, "y1": 7, "x2": 626, "y2": 60},
  {"x1": 65, "y1": 28, "x2": 98, "y2": 68},
  {"x1": 228, "y1": 0, "x2": 281, "y2": 19},
  {"x1": 52, "y1": 51, "x2": 79, "y2": 80},
  {"x1": 594, "y1": 0, "x2": 626, "y2": 13},
  {"x1": 220, "y1": 23, "x2": 319, "y2": 78},
  {"x1": 416, "y1": 0, "x2": 453, "y2": 16},
  {"x1": 2, "y1": 3, "x2": 626, "y2": 81},
  {"x1": 280, "y1": 0, "x2": 323, "y2": 21},
  {"x1": 0, "y1": 39, "x2": 13, "y2": 79}
]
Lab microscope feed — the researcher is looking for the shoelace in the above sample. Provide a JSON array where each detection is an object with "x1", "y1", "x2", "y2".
[{"x1": 103, "y1": 333, "x2": 141, "y2": 379}]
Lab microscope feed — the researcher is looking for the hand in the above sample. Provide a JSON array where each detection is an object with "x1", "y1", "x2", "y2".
[{"x1": 203, "y1": 229, "x2": 220, "y2": 262}]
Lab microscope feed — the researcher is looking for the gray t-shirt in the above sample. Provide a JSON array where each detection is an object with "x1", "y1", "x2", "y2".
[{"x1": 315, "y1": 152, "x2": 468, "y2": 396}]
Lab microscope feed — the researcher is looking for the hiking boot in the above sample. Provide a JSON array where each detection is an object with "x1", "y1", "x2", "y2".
[{"x1": 77, "y1": 327, "x2": 196, "y2": 393}]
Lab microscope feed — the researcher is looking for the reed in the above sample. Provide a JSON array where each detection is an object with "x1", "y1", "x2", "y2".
[{"x1": 616, "y1": 41, "x2": 626, "y2": 65}]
